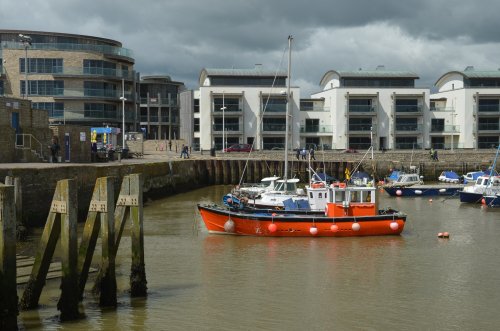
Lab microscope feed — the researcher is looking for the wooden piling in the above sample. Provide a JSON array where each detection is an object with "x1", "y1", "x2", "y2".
[
  {"x1": 20, "y1": 179, "x2": 79, "y2": 321},
  {"x1": 5, "y1": 176, "x2": 23, "y2": 238},
  {"x1": 77, "y1": 177, "x2": 116, "y2": 307},
  {"x1": 114, "y1": 174, "x2": 147, "y2": 297},
  {"x1": 0, "y1": 184, "x2": 18, "y2": 331}
]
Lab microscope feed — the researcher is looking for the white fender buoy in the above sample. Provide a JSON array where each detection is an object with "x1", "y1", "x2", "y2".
[
  {"x1": 439, "y1": 188, "x2": 446, "y2": 193},
  {"x1": 310, "y1": 226, "x2": 318, "y2": 235},
  {"x1": 330, "y1": 224, "x2": 339, "y2": 232},
  {"x1": 224, "y1": 219, "x2": 235, "y2": 233},
  {"x1": 390, "y1": 221, "x2": 399, "y2": 231},
  {"x1": 352, "y1": 223, "x2": 361, "y2": 231},
  {"x1": 414, "y1": 190, "x2": 422, "y2": 195},
  {"x1": 396, "y1": 190, "x2": 402, "y2": 196}
]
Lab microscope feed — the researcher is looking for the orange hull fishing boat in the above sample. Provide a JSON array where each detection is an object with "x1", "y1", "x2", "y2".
[{"x1": 198, "y1": 185, "x2": 407, "y2": 237}]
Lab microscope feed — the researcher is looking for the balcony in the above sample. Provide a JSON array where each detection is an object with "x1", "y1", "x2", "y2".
[
  {"x1": 430, "y1": 125, "x2": 460, "y2": 134},
  {"x1": 52, "y1": 67, "x2": 136, "y2": 80},
  {"x1": 394, "y1": 105, "x2": 423, "y2": 115},
  {"x1": 347, "y1": 105, "x2": 376, "y2": 113},
  {"x1": 395, "y1": 142, "x2": 422, "y2": 150},
  {"x1": 49, "y1": 109, "x2": 135, "y2": 122},
  {"x1": 478, "y1": 123, "x2": 500, "y2": 132},
  {"x1": 2, "y1": 41, "x2": 133, "y2": 59},
  {"x1": 348, "y1": 124, "x2": 375, "y2": 133},
  {"x1": 262, "y1": 124, "x2": 287, "y2": 132},
  {"x1": 263, "y1": 104, "x2": 287, "y2": 113},
  {"x1": 300, "y1": 125, "x2": 333, "y2": 134},
  {"x1": 213, "y1": 104, "x2": 242, "y2": 113},
  {"x1": 300, "y1": 106, "x2": 329, "y2": 112},
  {"x1": 140, "y1": 97, "x2": 178, "y2": 106},
  {"x1": 212, "y1": 124, "x2": 241, "y2": 132},
  {"x1": 395, "y1": 124, "x2": 422, "y2": 133},
  {"x1": 52, "y1": 88, "x2": 134, "y2": 100},
  {"x1": 430, "y1": 106, "x2": 455, "y2": 112}
]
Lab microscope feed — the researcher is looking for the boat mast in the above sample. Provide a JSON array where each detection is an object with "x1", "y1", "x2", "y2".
[{"x1": 284, "y1": 35, "x2": 292, "y2": 182}]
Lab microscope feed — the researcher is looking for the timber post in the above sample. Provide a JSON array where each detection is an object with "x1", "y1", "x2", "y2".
[
  {"x1": 5, "y1": 176, "x2": 23, "y2": 238},
  {"x1": 77, "y1": 177, "x2": 116, "y2": 307},
  {"x1": 20, "y1": 179, "x2": 80, "y2": 321},
  {"x1": 0, "y1": 184, "x2": 18, "y2": 331},
  {"x1": 114, "y1": 174, "x2": 148, "y2": 297}
]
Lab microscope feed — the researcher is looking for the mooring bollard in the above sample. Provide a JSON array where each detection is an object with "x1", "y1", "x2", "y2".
[
  {"x1": 78, "y1": 177, "x2": 117, "y2": 307},
  {"x1": 0, "y1": 184, "x2": 18, "y2": 331},
  {"x1": 20, "y1": 179, "x2": 80, "y2": 321},
  {"x1": 114, "y1": 174, "x2": 147, "y2": 297}
]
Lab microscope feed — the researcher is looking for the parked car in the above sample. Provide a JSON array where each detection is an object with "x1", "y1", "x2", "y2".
[{"x1": 224, "y1": 144, "x2": 253, "y2": 152}]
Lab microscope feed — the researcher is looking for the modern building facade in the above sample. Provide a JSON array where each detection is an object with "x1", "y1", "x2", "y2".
[
  {"x1": 139, "y1": 75, "x2": 184, "y2": 140},
  {"x1": 0, "y1": 29, "x2": 139, "y2": 130},
  {"x1": 311, "y1": 67, "x2": 430, "y2": 150},
  {"x1": 431, "y1": 67, "x2": 500, "y2": 149},
  {"x1": 190, "y1": 66, "x2": 301, "y2": 151}
]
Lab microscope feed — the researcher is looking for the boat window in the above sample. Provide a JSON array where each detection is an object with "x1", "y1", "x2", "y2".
[
  {"x1": 335, "y1": 191, "x2": 346, "y2": 202},
  {"x1": 309, "y1": 192, "x2": 313, "y2": 198},
  {"x1": 350, "y1": 191, "x2": 359, "y2": 203},
  {"x1": 319, "y1": 192, "x2": 322, "y2": 198}
]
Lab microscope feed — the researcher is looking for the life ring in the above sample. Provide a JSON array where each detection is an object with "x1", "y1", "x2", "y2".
[
  {"x1": 311, "y1": 182, "x2": 325, "y2": 188},
  {"x1": 339, "y1": 183, "x2": 346, "y2": 188}
]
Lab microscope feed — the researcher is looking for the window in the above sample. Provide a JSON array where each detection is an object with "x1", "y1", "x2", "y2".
[
  {"x1": 20, "y1": 58, "x2": 63, "y2": 74},
  {"x1": 20, "y1": 80, "x2": 64, "y2": 96},
  {"x1": 32, "y1": 102, "x2": 64, "y2": 118},
  {"x1": 83, "y1": 59, "x2": 117, "y2": 75},
  {"x1": 349, "y1": 118, "x2": 372, "y2": 131},
  {"x1": 194, "y1": 118, "x2": 200, "y2": 132},
  {"x1": 349, "y1": 137, "x2": 370, "y2": 149},
  {"x1": 431, "y1": 119, "x2": 444, "y2": 132},
  {"x1": 84, "y1": 103, "x2": 117, "y2": 119},
  {"x1": 395, "y1": 137, "x2": 418, "y2": 149},
  {"x1": 478, "y1": 99, "x2": 500, "y2": 112},
  {"x1": 395, "y1": 118, "x2": 418, "y2": 131},
  {"x1": 304, "y1": 119, "x2": 319, "y2": 133},
  {"x1": 263, "y1": 118, "x2": 286, "y2": 131},
  {"x1": 478, "y1": 136, "x2": 499, "y2": 149},
  {"x1": 194, "y1": 99, "x2": 200, "y2": 113},
  {"x1": 84, "y1": 81, "x2": 117, "y2": 97},
  {"x1": 214, "y1": 97, "x2": 240, "y2": 112},
  {"x1": 478, "y1": 118, "x2": 499, "y2": 131},
  {"x1": 395, "y1": 99, "x2": 419, "y2": 112},
  {"x1": 349, "y1": 99, "x2": 373, "y2": 112},
  {"x1": 263, "y1": 97, "x2": 286, "y2": 112},
  {"x1": 211, "y1": 76, "x2": 286, "y2": 87}
]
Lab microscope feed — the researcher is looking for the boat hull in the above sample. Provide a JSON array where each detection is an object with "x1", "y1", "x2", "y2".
[
  {"x1": 384, "y1": 185, "x2": 463, "y2": 197},
  {"x1": 198, "y1": 205, "x2": 406, "y2": 237},
  {"x1": 459, "y1": 191, "x2": 484, "y2": 203},
  {"x1": 484, "y1": 195, "x2": 500, "y2": 207}
]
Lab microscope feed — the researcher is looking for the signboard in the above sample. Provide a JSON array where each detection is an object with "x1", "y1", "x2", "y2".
[{"x1": 80, "y1": 132, "x2": 86, "y2": 142}]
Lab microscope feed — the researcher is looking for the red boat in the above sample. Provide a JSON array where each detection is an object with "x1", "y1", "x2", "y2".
[{"x1": 198, "y1": 185, "x2": 407, "y2": 237}]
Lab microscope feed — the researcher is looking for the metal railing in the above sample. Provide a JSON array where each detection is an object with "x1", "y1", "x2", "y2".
[
  {"x1": 347, "y1": 105, "x2": 376, "y2": 112},
  {"x1": 430, "y1": 106, "x2": 455, "y2": 112},
  {"x1": 15, "y1": 134, "x2": 44, "y2": 160},
  {"x1": 300, "y1": 106, "x2": 330, "y2": 112},
  {"x1": 262, "y1": 124, "x2": 287, "y2": 131},
  {"x1": 2, "y1": 41, "x2": 133, "y2": 58},
  {"x1": 300, "y1": 125, "x2": 333, "y2": 133},
  {"x1": 348, "y1": 124, "x2": 376, "y2": 132}
]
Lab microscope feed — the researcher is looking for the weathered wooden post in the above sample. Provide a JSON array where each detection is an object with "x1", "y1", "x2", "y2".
[
  {"x1": 20, "y1": 179, "x2": 79, "y2": 321},
  {"x1": 0, "y1": 184, "x2": 18, "y2": 331},
  {"x1": 5, "y1": 176, "x2": 23, "y2": 237},
  {"x1": 78, "y1": 177, "x2": 116, "y2": 307},
  {"x1": 114, "y1": 174, "x2": 147, "y2": 297}
]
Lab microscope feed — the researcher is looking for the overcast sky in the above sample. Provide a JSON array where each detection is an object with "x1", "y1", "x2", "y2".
[{"x1": 3, "y1": 0, "x2": 500, "y2": 96}]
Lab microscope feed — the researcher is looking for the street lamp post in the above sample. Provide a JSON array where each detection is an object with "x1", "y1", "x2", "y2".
[
  {"x1": 19, "y1": 34, "x2": 32, "y2": 99},
  {"x1": 221, "y1": 91, "x2": 226, "y2": 152},
  {"x1": 370, "y1": 126, "x2": 374, "y2": 159},
  {"x1": 120, "y1": 78, "x2": 127, "y2": 149}
]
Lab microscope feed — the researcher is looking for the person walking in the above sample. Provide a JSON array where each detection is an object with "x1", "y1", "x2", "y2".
[
  {"x1": 180, "y1": 144, "x2": 186, "y2": 158},
  {"x1": 183, "y1": 145, "x2": 190, "y2": 159},
  {"x1": 301, "y1": 148, "x2": 307, "y2": 160},
  {"x1": 296, "y1": 148, "x2": 300, "y2": 160},
  {"x1": 310, "y1": 147, "x2": 316, "y2": 160}
]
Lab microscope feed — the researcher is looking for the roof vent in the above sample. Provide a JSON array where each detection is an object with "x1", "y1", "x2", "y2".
[
  {"x1": 464, "y1": 66, "x2": 474, "y2": 71},
  {"x1": 376, "y1": 65, "x2": 385, "y2": 70}
]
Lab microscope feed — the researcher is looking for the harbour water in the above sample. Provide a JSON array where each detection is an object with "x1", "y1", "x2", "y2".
[{"x1": 17, "y1": 185, "x2": 500, "y2": 330}]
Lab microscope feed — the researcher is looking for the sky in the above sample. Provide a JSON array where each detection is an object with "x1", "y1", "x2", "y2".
[{"x1": 3, "y1": 0, "x2": 500, "y2": 97}]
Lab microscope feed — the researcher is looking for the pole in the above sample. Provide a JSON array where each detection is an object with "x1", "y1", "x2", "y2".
[
  {"x1": 24, "y1": 46, "x2": 28, "y2": 99},
  {"x1": 222, "y1": 91, "x2": 225, "y2": 152},
  {"x1": 451, "y1": 113, "x2": 455, "y2": 151},
  {"x1": 370, "y1": 126, "x2": 374, "y2": 159},
  {"x1": 121, "y1": 79, "x2": 126, "y2": 149},
  {"x1": 284, "y1": 35, "x2": 292, "y2": 181}
]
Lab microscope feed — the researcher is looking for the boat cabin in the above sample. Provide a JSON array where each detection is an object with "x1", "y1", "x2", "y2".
[
  {"x1": 393, "y1": 173, "x2": 423, "y2": 186},
  {"x1": 325, "y1": 186, "x2": 377, "y2": 217}
]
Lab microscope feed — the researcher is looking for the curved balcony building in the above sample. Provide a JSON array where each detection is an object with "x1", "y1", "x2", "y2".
[{"x1": 0, "y1": 29, "x2": 139, "y2": 128}]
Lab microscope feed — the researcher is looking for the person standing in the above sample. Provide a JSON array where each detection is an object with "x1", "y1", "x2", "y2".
[
  {"x1": 301, "y1": 148, "x2": 307, "y2": 160},
  {"x1": 296, "y1": 149, "x2": 300, "y2": 160},
  {"x1": 49, "y1": 137, "x2": 60, "y2": 163},
  {"x1": 180, "y1": 144, "x2": 186, "y2": 158}
]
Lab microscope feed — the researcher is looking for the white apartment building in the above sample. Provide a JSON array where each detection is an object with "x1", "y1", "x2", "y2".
[
  {"x1": 311, "y1": 68, "x2": 430, "y2": 150},
  {"x1": 431, "y1": 67, "x2": 500, "y2": 149},
  {"x1": 194, "y1": 67, "x2": 300, "y2": 151}
]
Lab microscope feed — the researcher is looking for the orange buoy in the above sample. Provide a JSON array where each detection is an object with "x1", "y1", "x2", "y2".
[
  {"x1": 268, "y1": 223, "x2": 277, "y2": 233},
  {"x1": 443, "y1": 232, "x2": 450, "y2": 238},
  {"x1": 330, "y1": 224, "x2": 339, "y2": 232},
  {"x1": 481, "y1": 198, "x2": 486, "y2": 205}
]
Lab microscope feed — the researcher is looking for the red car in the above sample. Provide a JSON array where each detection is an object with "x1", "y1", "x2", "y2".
[{"x1": 224, "y1": 144, "x2": 253, "y2": 152}]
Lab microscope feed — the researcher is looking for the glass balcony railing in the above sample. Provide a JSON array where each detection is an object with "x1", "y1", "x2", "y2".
[
  {"x1": 213, "y1": 104, "x2": 241, "y2": 112},
  {"x1": 263, "y1": 104, "x2": 287, "y2": 113},
  {"x1": 395, "y1": 105, "x2": 422, "y2": 113},
  {"x1": 478, "y1": 123, "x2": 500, "y2": 131},
  {"x1": 478, "y1": 142, "x2": 500, "y2": 149},
  {"x1": 430, "y1": 125, "x2": 460, "y2": 133},
  {"x1": 49, "y1": 109, "x2": 135, "y2": 121},
  {"x1": 2, "y1": 41, "x2": 133, "y2": 58},
  {"x1": 348, "y1": 143, "x2": 372, "y2": 150},
  {"x1": 263, "y1": 124, "x2": 286, "y2": 131},
  {"x1": 50, "y1": 88, "x2": 133, "y2": 99},
  {"x1": 432, "y1": 142, "x2": 465, "y2": 149},
  {"x1": 348, "y1": 105, "x2": 376, "y2": 112},
  {"x1": 51, "y1": 67, "x2": 136, "y2": 79},
  {"x1": 348, "y1": 124, "x2": 375, "y2": 132},
  {"x1": 395, "y1": 142, "x2": 422, "y2": 149},
  {"x1": 213, "y1": 124, "x2": 240, "y2": 131},
  {"x1": 300, "y1": 125, "x2": 333, "y2": 133},
  {"x1": 478, "y1": 105, "x2": 500, "y2": 112},
  {"x1": 430, "y1": 106, "x2": 455, "y2": 112},
  {"x1": 300, "y1": 106, "x2": 329, "y2": 112},
  {"x1": 395, "y1": 124, "x2": 422, "y2": 132},
  {"x1": 140, "y1": 97, "x2": 178, "y2": 106}
]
